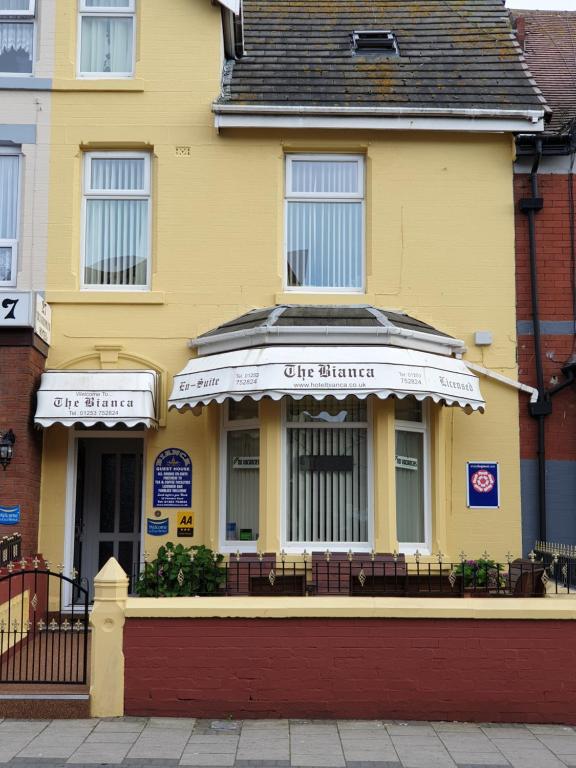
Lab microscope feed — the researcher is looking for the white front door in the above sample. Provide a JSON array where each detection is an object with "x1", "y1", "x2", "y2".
[{"x1": 74, "y1": 437, "x2": 143, "y2": 598}]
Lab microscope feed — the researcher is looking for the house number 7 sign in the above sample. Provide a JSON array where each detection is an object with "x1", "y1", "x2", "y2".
[{"x1": 0, "y1": 292, "x2": 31, "y2": 326}]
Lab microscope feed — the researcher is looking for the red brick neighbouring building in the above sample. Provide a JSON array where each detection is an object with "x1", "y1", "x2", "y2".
[
  {"x1": 513, "y1": 10, "x2": 576, "y2": 549},
  {"x1": 0, "y1": 329, "x2": 47, "y2": 555}
]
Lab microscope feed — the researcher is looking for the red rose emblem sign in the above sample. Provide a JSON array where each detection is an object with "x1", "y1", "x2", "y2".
[
  {"x1": 467, "y1": 463, "x2": 499, "y2": 507},
  {"x1": 471, "y1": 469, "x2": 495, "y2": 494}
]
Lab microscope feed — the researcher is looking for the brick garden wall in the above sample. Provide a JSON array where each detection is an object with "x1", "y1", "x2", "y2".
[
  {"x1": 0, "y1": 335, "x2": 47, "y2": 555},
  {"x1": 124, "y1": 618, "x2": 576, "y2": 723}
]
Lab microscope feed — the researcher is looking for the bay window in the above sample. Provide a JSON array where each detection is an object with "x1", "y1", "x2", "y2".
[
  {"x1": 221, "y1": 400, "x2": 260, "y2": 549},
  {"x1": 285, "y1": 155, "x2": 364, "y2": 291},
  {"x1": 78, "y1": 0, "x2": 135, "y2": 78},
  {"x1": 82, "y1": 152, "x2": 150, "y2": 289},
  {"x1": 395, "y1": 398, "x2": 430, "y2": 552},
  {"x1": 0, "y1": 149, "x2": 20, "y2": 286},
  {"x1": 0, "y1": 0, "x2": 35, "y2": 75},
  {"x1": 285, "y1": 396, "x2": 369, "y2": 548}
]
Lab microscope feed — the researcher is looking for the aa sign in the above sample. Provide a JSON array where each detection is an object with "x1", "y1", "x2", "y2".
[{"x1": 177, "y1": 512, "x2": 194, "y2": 538}]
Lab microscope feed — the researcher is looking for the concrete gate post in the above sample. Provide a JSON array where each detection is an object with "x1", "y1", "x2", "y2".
[{"x1": 90, "y1": 557, "x2": 129, "y2": 718}]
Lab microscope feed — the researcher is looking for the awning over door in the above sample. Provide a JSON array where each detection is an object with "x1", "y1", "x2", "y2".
[
  {"x1": 35, "y1": 370, "x2": 158, "y2": 428},
  {"x1": 168, "y1": 346, "x2": 485, "y2": 412}
]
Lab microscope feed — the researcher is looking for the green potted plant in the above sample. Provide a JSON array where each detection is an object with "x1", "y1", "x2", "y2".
[
  {"x1": 454, "y1": 558, "x2": 505, "y2": 593},
  {"x1": 135, "y1": 542, "x2": 225, "y2": 597}
]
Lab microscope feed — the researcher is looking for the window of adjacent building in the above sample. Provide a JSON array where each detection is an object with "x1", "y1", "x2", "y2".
[
  {"x1": 285, "y1": 396, "x2": 370, "y2": 548},
  {"x1": 395, "y1": 398, "x2": 430, "y2": 552},
  {"x1": 78, "y1": 0, "x2": 135, "y2": 78},
  {"x1": 0, "y1": 149, "x2": 20, "y2": 287},
  {"x1": 0, "y1": 0, "x2": 35, "y2": 76},
  {"x1": 221, "y1": 400, "x2": 260, "y2": 549},
  {"x1": 285, "y1": 155, "x2": 364, "y2": 292},
  {"x1": 82, "y1": 152, "x2": 150, "y2": 289}
]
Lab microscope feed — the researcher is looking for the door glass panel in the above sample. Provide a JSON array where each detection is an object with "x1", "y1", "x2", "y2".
[
  {"x1": 99, "y1": 453, "x2": 116, "y2": 532},
  {"x1": 118, "y1": 541, "x2": 134, "y2": 578},
  {"x1": 98, "y1": 540, "x2": 113, "y2": 570},
  {"x1": 119, "y1": 453, "x2": 136, "y2": 533},
  {"x1": 226, "y1": 429, "x2": 259, "y2": 542}
]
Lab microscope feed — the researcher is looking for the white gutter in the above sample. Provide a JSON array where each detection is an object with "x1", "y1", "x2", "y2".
[
  {"x1": 213, "y1": 104, "x2": 545, "y2": 134},
  {"x1": 190, "y1": 324, "x2": 466, "y2": 358},
  {"x1": 465, "y1": 362, "x2": 538, "y2": 403},
  {"x1": 213, "y1": 103, "x2": 544, "y2": 121}
]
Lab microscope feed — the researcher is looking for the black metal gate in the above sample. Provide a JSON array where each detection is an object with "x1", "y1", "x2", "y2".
[{"x1": 0, "y1": 564, "x2": 89, "y2": 684}]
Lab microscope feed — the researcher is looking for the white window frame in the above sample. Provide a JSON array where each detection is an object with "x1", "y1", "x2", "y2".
[
  {"x1": 281, "y1": 397, "x2": 373, "y2": 553},
  {"x1": 0, "y1": 147, "x2": 21, "y2": 288},
  {"x1": 284, "y1": 153, "x2": 365, "y2": 294},
  {"x1": 81, "y1": 151, "x2": 151, "y2": 291},
  {"x1": 77, "y1": 0, "x2": 136, "y2": 79},
  {"x1": 0, "y1": 0, "x2": 36, "y2": 77},
  {"x1": 219, "y1": 401, "x2": 260, "y2": 553},
  {"x1": 395, "y1": 401, "x2": 431, "y2": 555}
]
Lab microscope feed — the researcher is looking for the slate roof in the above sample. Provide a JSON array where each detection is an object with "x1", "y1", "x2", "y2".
[
  {"x1": 197, "y1": 305, "x2": 452, "y2": 340},
  {"x1": 216, "y1": 0, "x2": 546, "y2": 115},
  {"x1": 513, "y1": 10, "x2": 576, "y2": 135}
]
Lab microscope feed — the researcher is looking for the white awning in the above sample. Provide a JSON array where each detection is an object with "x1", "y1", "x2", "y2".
[
  {"x1": 169, "y1": 346, "x2": 485, "y2": 412},
  {"x1": 215, "y1": 0, "x2": 240, "y2": 13},
  {"x1": 35, "y1": 370, "x2": 158, "y2": 429}
]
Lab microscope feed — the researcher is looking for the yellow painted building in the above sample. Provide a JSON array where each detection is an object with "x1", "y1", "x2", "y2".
[{"x1": 35, "y1": 0, "x2": 545, "y2": 594}]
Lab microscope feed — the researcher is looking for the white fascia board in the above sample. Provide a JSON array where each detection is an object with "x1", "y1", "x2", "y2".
[
  {"x1": 215, "y1": 112, "x2": 545, "y2": 134},
  {"x1": 214, "y1": 0, "x2": 240, "y2": 13}
]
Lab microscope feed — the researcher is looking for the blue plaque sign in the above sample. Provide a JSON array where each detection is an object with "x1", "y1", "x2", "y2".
[
  {"x1": 147, "y1": 518, "x2": 169, "y2": 536},
  {"x1": 467, "y1": 463, "x2": 499, "y2": 509},
  {"x1": 0, "y1": 506, "x2": 20, "y2": 525},
  {"x1": 153, "y1": 448, "x2": 192, "y2": 508}
]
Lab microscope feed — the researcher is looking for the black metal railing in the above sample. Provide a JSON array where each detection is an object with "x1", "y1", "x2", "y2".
[
  {"x1": 0, "y1": 534, "x2": 21, "y2": 569},
  {"x1": 534, "y1": 540, "x2": 576, "y2": 591},
  {"x1": 0, "y1": 561, "x2": 89, "y2": 684},
  {"x1": 131, "y1": 551, "x2": 560, "y2": 598}
]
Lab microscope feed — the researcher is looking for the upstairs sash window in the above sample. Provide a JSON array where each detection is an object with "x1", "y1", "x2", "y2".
[
  {"x1": 0, "y1": 0, "x2": 35, "y2": 75},
  {"x1": 285, "y1": 155, "x2": 364, "y2": 291},
  {"x1": 285, "y1": 396, "x2": 370, "y2": 548},
  {"x1": 78, "y1": 0, "x2": 135, "y2": 77},
  {"x1": 83, "y1": 152, "x2": 150, "y2": 289},
  {"x1": 0, "y1": 149, "x2": 20, "y2": 286}
]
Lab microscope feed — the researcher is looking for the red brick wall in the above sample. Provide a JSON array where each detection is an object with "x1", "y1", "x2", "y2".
[
  {"x1": 124, "y1": 618, "x2": 576, "y2": 723},
  {"x1": 0, "y1": 338, "x2": 46, "y2": 555},
  {"x1": 515, "y1": 173, "x2": 576, "y2": 461}
]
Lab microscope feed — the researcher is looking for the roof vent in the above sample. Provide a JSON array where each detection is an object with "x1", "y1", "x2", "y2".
[{"x1": 352, "y1": 30, "x2": 398, "y2": 55}]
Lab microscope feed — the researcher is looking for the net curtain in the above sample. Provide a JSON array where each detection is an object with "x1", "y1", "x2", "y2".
[{"x1": 80, "y1": 15, "x2": 132, "y2": 74}]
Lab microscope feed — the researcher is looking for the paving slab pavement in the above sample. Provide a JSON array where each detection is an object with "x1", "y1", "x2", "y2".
[{"x1": 0, "y1": 718, "x2": 575, "y2": 766}]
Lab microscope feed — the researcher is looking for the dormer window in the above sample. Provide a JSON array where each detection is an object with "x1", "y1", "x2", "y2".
[{"x1": 352, "y1": 30, "x2": 398, "y2": 55}]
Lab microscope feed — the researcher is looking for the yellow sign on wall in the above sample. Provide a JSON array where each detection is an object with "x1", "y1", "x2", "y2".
[{"x1": 177, "y1": 512, "x2": 194, "y2": 538}]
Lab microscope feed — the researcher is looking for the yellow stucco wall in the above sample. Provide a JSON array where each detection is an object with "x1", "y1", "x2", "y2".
[{"x1": 39, "y1": 0, "x2": 522, "y2": 569}]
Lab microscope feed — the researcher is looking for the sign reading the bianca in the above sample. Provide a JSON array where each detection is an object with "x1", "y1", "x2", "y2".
[
  {"x1": 467, "y1": 462, "x2": 499, "y2": 509},
  {"x1": 170, "y1": 347, "x2": 484, "y2": 412},
  {"x1": 153, "y1": 448, "x2": 192, "y2": 508}
]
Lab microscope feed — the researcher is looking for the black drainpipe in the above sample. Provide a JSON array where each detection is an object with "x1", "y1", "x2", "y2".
[{"x1": 519, "y1": 138, "x2": 548, "y2": 542}]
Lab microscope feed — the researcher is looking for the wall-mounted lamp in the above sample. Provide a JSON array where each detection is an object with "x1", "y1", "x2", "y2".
[{"x1": 0, "y1": 430, "x2": 15, "y2": 471}]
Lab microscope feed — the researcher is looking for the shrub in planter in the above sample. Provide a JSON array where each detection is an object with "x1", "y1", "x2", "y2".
[
  {"x1": 454, "y1": 558, "x2": 505, "y2": 590},
  {"x1": 136, "y1": 542, "x2": 225, "y2": 597}
]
